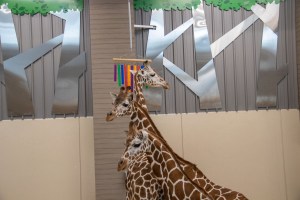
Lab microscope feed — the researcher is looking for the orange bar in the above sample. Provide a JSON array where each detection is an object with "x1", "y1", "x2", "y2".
[{"x1": 127, "y1": 65, "x2": 131, "y2": 87}]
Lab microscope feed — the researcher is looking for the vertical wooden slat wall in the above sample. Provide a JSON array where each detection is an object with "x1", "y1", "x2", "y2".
[
  {"x1": 135, "y1": 1, "x2": 298, "y2": 114},
  {"x1": 89, "y1": 0, "x2": 135, "y2": 199},
  {"x1": 296, "y1": 0, "x2": 300, "y2": 107}
]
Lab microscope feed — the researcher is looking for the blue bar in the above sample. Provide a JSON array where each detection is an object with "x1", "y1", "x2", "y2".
[{"x1": 121, "y1": 64, "x2": 124, "y2": 85}]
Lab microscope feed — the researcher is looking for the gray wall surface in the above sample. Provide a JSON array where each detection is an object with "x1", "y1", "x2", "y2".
[
  {"x1": 0, "y1": 3, "x2": 93, "y2": 120},
  {"x1": 135, "y1": 1, "x2": 298, "y2": 114}
]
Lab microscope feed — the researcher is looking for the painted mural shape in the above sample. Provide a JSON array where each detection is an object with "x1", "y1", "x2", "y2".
[
  {"x1": 143, "y1": 2, "x2": 287, "y2": 110},
  {"x1": 0, "y1": 2, "x2": 85, "y2": 116},
  {"x1": 251, "y1": 3, "x2": 287, "y2": 108},
  {"x1": 51, "y1": 10, "x2": 86, "y2": 114}
]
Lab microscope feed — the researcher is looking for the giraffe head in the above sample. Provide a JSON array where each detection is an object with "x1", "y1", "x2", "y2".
[
  {"x1": 106, "y1": 86, "x2": 133, "y2": 121},
  {"x1": 117, "y1": 124, "x2": 162, "y2": 172},
  {"x1": 133, "y1": 61, "x2": 169, "y2": 89},
  {"x1": 117, "y1": 125, "x2": 150, "y2": 171}
]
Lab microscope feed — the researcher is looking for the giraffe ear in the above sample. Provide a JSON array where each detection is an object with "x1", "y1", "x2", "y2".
[
  {"x1": 125, "y1": 86, "x2": 131, "y2": 93},
  {"x1": 119, "y1": 86, "x2": 126, "y2": 93},
  {"x1": 109, "y1": 92, "x2": 117, "y2": 102}
]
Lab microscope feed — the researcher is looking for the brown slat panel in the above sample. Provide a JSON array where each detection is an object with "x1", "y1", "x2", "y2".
[
  {"x1": 297, "y1": 0, "x2": 300, "y2": 106},
  {"x1": 173, "y1": 10, "x2": 186, "y2": 113},
  {"x1": 286, "y1": 0, "x2": 299, "y2": 108},
  {"x1": 31, "y1": 14, "x2": 45, "y2": 118},
  {"x1": 42, "y1": 14, "x2": 55, "y2": 118},
  {"x1": 211, "y1": 6, "x2": 226, "y2": 111},
  {"x1": 182, "y1": 10, "x2": 197, "y2": 113},
  {"x1": 234, "y1": 10, "x2": 247, "y2": 110},
  {"x1": 277, "y1": 2, "x2": 289, "y2": 108},
  {"x1": 164, "y1": 11, "x2": 176, "y2": 114},
  {"x1": 90, "y1": 0, "x2": 135, "y2": 199},
  {"x1": 223, "y1": 10, "x2": 236, "y2": 111}
]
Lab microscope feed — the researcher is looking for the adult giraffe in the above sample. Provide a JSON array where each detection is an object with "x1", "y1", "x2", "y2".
[{"x1": 132, "y1": 60, "x2": 169, "y2": 112}]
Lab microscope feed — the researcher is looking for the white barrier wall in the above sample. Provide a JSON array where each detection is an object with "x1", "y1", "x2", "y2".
[
  {"x1": 0, "y1": 111, "x2": 299, "y2": 200},
  {"x1": 151, "y1": 110, "x2": 300, "y2": 200},
  {"x1": 0, "y1": 118, "x2": 95, "y2": 200}
]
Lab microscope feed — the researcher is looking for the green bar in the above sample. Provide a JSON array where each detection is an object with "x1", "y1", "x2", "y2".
[{"x1": 117, "y1": 64, "x2": 121, "y2": 87}]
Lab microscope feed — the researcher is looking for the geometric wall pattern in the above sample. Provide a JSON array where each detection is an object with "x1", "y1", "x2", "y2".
[
  {"x1": 135, "y1": 0, "x2": 298, "y2": 114},
  {"x1": 0, "y1": 4, "x2": 92, "y2": 120}
]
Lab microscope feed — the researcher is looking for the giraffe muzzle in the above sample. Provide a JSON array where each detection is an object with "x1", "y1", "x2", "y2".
[
  {"x1": 106, "y1": 111, "x2": 116, "y2": 122},
  {"x1": 117, "y1": 158, "x2": 127, "y2": 171},
  {"x1": 163, "y1": 82, "x2": 170, "y2": 89}
]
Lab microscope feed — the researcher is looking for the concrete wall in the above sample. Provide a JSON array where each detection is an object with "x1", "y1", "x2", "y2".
[
  {"x1": 151, "y1": 110, "x2": 300, "y2": 200},
  {"x1": 0, "y1": 118, "x2": 95, "y2": 200}
]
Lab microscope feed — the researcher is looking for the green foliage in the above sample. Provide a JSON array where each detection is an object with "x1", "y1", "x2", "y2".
[
  {"x1": 134, "y1": 0, "x2": 200, "y2": 11},
  {"x1": 205, "y1": 0, "x2": 284, "y2": 10},
  {"x1": 134, "y1": 0, "x2": 284, "y2": 11},
  {"x1": 0, "y1": 0, "x2": 83, "y2": 15}
]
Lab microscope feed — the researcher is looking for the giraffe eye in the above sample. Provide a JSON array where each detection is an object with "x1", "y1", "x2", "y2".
[
  {"x1": 133, "y1": 143, "x2": 141, "y2": 148},
  {"x1": 141, "y1": 70, "x2": 145, "y2": 75},
  {"x1": 150, "y1": 73, "x2": 155, "y2": 77},
  {"x1": 122, "y1": 103, "x2": 129, "y2": 107}
]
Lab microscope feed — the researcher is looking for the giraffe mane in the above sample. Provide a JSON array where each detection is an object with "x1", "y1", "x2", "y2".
[
  {"x1": 143, "y1": 130, "x2": 213, "y2": 199},
  {"x1": 133, "y1": 101, "x2": 200, "y2": 168}
]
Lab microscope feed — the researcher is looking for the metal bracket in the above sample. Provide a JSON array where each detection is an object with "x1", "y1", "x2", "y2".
[{"x1": 134, "y1": 24, "x2": 156, "y2": 30}]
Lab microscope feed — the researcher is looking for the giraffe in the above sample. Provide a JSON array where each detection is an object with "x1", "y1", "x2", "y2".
[
  {"x1": 132, "y1": 60, "x2": 169, "y2": 112},
  {"x1": 118, "y1": 151, "x2": 164, "y2": 200},
  {"x1": 106, "y1": 87, "x2": 248, "y2": 200},
  {"x1": 119, "y1": 128, "x2": 164, "y2": 200},
  {"x1": 119, "y1": 127, "x2": 213, "y2": 200},
  {"x1": 110, "y1": 63, "x2": 168, "y2": 200}
]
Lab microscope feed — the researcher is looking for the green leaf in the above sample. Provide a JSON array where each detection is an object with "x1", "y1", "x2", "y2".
[{"x1": 0, "y1": 0, "x2": 83, "y2": 15}]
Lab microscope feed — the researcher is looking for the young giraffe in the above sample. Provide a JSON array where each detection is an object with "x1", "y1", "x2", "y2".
[
  {"x1": 106, "y1": 87, "x2": 248, "y2": 200},
  {"x1": 119, "y1": 127, "x2": 213, "y2": 200},
  {"x1": 118, "y1": 151, "x2": 164, "y2": 200}
]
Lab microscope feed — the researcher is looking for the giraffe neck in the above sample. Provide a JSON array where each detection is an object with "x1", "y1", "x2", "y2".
[
  {"x1": 128, "y1": 104, "x2": 247, "y2": 199},
  {"x1": 134, "y1": 73, "x2": 148, "y2": 111},
  {"x1": 145, "y1": 134, "x2": 212, "y2": 200},
  {"x1": 130, "y1": 101, "x2": 162, "y2": 138},
  {"x1": 125, "y1": 153, "x2": 164, "y2": 200}
]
